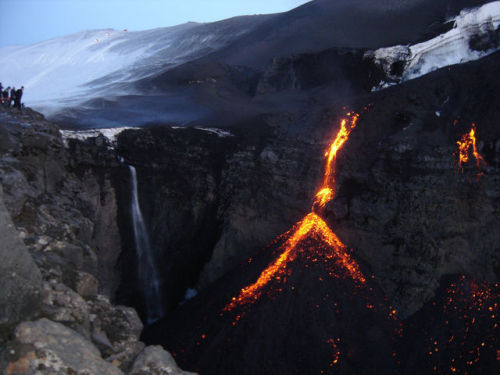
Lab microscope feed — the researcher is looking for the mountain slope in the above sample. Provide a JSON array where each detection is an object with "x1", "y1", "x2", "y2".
[
  {"x1": 209, "y1": 0, "x2": 492, "y2": 67},
  {"x1": 0, "y1": 15, "x2": 271, "y2": 116},
  {"x1": 0, "y1": 0, "x2": 496, "y2": 129}
]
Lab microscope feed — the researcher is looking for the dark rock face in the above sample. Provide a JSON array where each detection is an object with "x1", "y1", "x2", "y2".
[
  {"x1": 112, "y1": 124, "x2": 320, "y2": 316},
  {"x1": 255, "y1": 48, "x2": 384, "y2": 95},
  {"x1": 0, "y1": 186, "x2": 42, "y2": 343}
]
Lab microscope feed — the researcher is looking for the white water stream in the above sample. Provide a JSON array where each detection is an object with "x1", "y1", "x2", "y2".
[{"x1": 129, "y1": 165, "x2": 165, "y2": 324}]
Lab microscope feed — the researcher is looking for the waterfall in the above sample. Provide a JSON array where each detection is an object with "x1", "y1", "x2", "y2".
[{"x1": 129, "y1": 165, "x2": 165, "y2": 324}]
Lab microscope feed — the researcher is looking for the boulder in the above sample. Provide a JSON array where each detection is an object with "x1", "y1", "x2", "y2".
[
  {"x1": 0, "y1": 318, "x2": 123, "y2": 375},
  {"x1": 40, "y1": 281, "x2": 91, "y2": 339},
  {"x1": 90, "y1": 295, "x2": 143, "y2": 343},
  {"x1": 89, "y1": 295, "x2": 145, "y2": 370},
  {"x1": 129, "y1": 345, "x2": 197, "y2": 375}
]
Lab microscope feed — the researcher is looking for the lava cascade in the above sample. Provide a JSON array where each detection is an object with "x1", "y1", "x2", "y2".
[
  {"x1": 456, "y1": 123, "x2": 486, "y2": 175},
  {"x1": 224, "y1": 113, "x2": 364, "y2": 312}
]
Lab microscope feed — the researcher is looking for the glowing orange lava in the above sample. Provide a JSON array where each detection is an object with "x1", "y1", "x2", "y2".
[
  {"x1": 313, "y1": 113, "x2": 359, "y2": 211},
  {"x1": 224, "y1": 113, "x2": 365, "y2": 312},
  {"x1": 456, "y1": 124, "x2": 486, "y2": 174}
]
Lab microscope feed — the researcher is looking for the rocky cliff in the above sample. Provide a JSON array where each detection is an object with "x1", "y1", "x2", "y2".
[{"x1": 0, "y1": 107, "x2": 194, "y2": 375}]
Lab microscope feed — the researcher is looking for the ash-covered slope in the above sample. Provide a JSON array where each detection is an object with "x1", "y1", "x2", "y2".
[
  {"x1": 144, "y1": 233, "x2": 398, "y2": 375},
  {"x1": 210, "y1": 0, "x2": 493, "y2": 67}
]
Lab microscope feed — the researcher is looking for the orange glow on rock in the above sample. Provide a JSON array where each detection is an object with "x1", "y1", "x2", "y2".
[{"x1": 224, "y1": 113, "x2": 365, "y2": 312}]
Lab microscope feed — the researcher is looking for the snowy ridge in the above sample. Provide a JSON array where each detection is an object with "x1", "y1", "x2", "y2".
[
  {"x1": 0, "y1": 17, "x2": 265, "y2": 116},
  {"x1": 367, "y1": 1, "x2": 500, "y2": 88},
  {"x1": 171, "y1": 126, "x2": 234, "y2": 137},
  {"x1": 194, "y1": 127, "x2": 234, "y2": 137},
  {"x1": 60, "y1": 126, "x2": 233, "y2": 148}
]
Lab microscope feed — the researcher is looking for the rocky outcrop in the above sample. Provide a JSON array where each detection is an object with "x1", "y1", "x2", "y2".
[
  {"x1": 0, "y1": 185, "x2": 42, "y2": 343},
  {"x1": 0, "y1": 108, "x2": 122, "y2": 296},
  {"x1": 130, "y1": 346, "x2": 196, "y2": 375}
]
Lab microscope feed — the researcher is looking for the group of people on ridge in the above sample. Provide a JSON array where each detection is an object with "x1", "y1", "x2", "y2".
[{"x1": 0, "y1": 82, "x2": 24, "y2": 110}]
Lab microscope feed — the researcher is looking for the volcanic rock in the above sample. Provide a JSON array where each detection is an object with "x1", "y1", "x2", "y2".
[
  {"x1": 0, "y1": 318, "x2": 123, "y2": 375},
  {"x1": 129, "y1": 346, "x2": 196, "y2": 375}
]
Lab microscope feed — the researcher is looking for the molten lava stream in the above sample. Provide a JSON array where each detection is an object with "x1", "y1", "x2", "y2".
[{"x1": 224, "y1": 113, "x2": 363, "y2": 312}]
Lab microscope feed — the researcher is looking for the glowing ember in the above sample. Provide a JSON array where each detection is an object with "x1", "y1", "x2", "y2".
[
  {"x1": 409, "y1": 276, "x2": 500, "y2": 374},
  {"x1": 224, "y1": 113, "x2": 364, "y2": 312},
  {"x1": 456, "y1": 124, "x2": 486, "y2": 174},
  {"x1": 326, "y1": 338, "x2": 341, "y2": 367}
]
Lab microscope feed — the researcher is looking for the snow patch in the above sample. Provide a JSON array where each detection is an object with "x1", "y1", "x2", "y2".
[
  {"x1": 59, "y1": 127, "x2": 136, "y2": 147},
  {"x1": 194, "y1": 127, "x2": 234, "y2": 137},
  {"x1": 367, "y1": 1, "x2": 500, "y2": 88},
  {"x1": 171, "y1": 126, "x2": 234, "y2": 137}
]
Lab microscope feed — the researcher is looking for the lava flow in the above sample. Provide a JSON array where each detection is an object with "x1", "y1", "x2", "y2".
[
  {"x1": 224, "y1": 113, "x2": 364, "y2": 312},
  {"x1": 313, "y1": 113, "x2": 359, "y2": 211},
  {"x1": 456, "y1": 123, "x2": 486, "y2": 175}
]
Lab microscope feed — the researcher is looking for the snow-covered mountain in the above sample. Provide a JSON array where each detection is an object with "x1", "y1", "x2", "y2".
[
  {"x1": 0, "y1": 0, "x2": 497, "y2": 128},
  {"x1": 0, "y1": 16, "x2": 270, "y2": 116}
]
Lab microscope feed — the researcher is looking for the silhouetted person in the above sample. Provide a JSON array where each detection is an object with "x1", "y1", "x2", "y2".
[
  {"x1": 0, "y1": 83, "x2": 3, "y2": 104},
  {"x1": 9, "y1": 87, "x2": 16, "y2": 108},
  {"x1": 14, "y1": 86, "x2": 23, "y2": 110},
  {"x1": 2, "y1": 87, "x2": 9, "y2": 106}
]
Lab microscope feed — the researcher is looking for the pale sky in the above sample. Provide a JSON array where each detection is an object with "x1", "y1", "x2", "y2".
[{"x1": 0, "y1": 0, "x2": 311, "y2": 46}]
